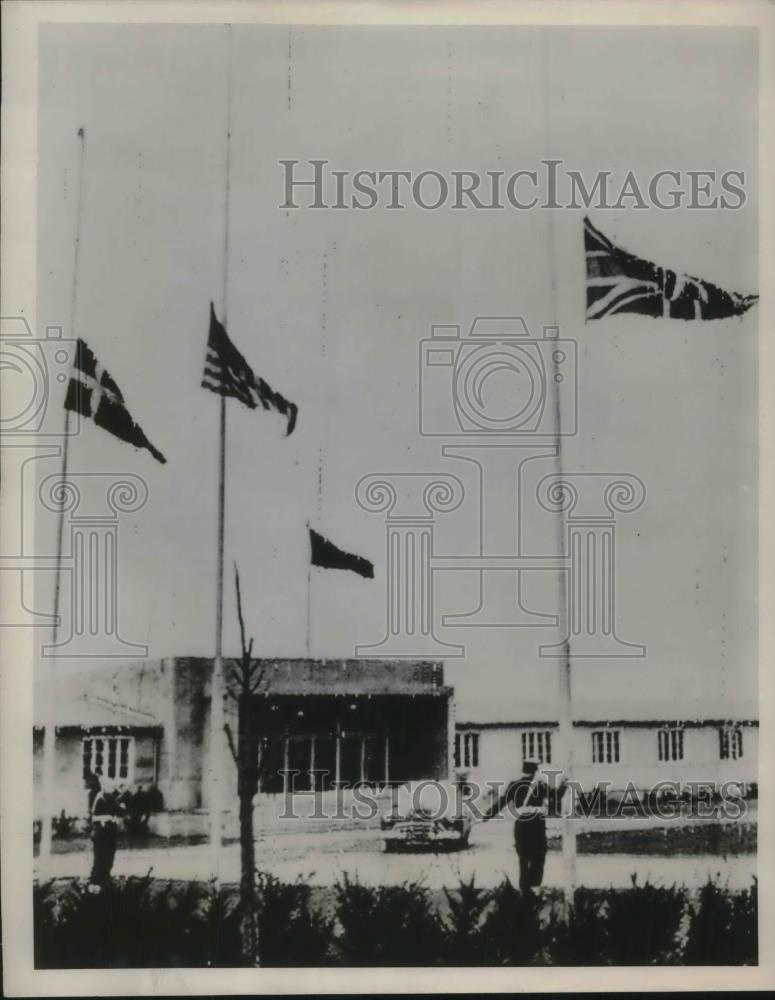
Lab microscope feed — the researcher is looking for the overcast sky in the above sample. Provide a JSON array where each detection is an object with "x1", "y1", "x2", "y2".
[{"x1": 33, "y1": 24, "x2": 757, "y2": 718}]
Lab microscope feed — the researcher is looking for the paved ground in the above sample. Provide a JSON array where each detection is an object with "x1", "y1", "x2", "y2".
[{"x1": 35, "y1": 818, "x2": 756, "y2": 891}]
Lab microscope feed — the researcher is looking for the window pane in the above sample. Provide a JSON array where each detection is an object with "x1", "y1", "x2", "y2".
[{"x1": 119, "y1": 738, "x2": 129, "y2": 778}]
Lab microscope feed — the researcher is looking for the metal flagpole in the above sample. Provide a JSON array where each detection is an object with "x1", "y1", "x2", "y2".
[
  {"x1": 305, "y1": 449, "x2": 323, "y2": 656},
  {"x1": 546, "y1": 324, "x2": 576, "y2": 915},
  {"x1": 551, "y1": 337, "x2": 576, "y2": 917},
  {"x1": 38, "y1": 412, "x2": 71, "y2": 869},
  {"x1": 540, "y1": 31, "x2": 576, "y2": 916},
  {"x1": 305, "y1": 522, "x2": 312, "y2": 655},
  {"x1": 39, "y1": 126, "x2": 87, "y2": 873},
  {"x1": 208, "y1": 25, "x2": 232, "y2": 881}
]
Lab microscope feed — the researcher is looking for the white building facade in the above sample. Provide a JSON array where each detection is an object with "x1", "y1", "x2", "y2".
[{"x1": 454, "y1": 699, "x2": 758, "y2": 795}]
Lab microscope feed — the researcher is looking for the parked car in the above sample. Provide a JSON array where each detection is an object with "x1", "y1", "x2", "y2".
[{"x1": 381, "y1": 780, "x2": 473, "y2": 852}]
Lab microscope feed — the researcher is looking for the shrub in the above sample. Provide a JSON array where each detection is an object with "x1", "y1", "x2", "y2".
[
  {"x1": 479, "y1": 878, "x2": 544, "y2": 965},
  {"x1": 33, "y1": 876, "x2": 243, "y2": 968},
  {"x1": 604, "y1": 877, "x2": 686, "y2": 964},
  {"x1": 34, "y1": 874, "x2": 157, "y2": 967},
  {"x1": 334, "y1": 875, "x2": 443, "y2": 966},
  {"x1": 34, "y1": 879, "x2": 88, "y2": 968},
  {"x1": 254, "y1": 872, "x2": 334, "y2": 966},
  {"x1": 544, "y1": 889, "x2": 606, "y2": 966},
  {"x1": 730, "y1": 877, "x2": 758, "y2": 965},
  {"x1": 684, "y1": 877, "x2": 758, "y2": 965},
  {"x1": 441, "y1": 877, "x2": 492, "y2": 965},
  {"x1": 33, "y1": 873, "x2": 758, "y2": 968}
]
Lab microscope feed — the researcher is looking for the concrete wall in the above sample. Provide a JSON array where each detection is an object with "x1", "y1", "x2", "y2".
[
  {"x1": 457, "y1": 722, "x2": 759, "y2": 793},
  {"x1": 167, "y1": 657, "x2": 210, "y2": 810}
]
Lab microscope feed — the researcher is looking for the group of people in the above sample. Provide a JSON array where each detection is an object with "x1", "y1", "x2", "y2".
[{"x1": 82, "y1": 759, "x2": 561, "y2": 893}]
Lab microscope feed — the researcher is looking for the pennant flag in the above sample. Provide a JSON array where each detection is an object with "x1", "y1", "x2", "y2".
[
  {"x1": 584, "y1": 217, "x2": 758, "y2": 321},
  {"x1": 201, "y1": 302, "x2": 298, "y2": 435},
  {"x1": 309, "y1": 528, "x2": 374, "y2": 579},
  {"x1": 64, "y1": 339, "x2": 166, "y2": 463}
]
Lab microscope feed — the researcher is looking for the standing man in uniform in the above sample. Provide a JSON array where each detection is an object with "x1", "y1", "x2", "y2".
[
  {"x1": 483, "y1": 759, "x2": 556, "y2": 892},
  {"x1": 85, "y1": 770, "x2": 125, "y2": 891}
]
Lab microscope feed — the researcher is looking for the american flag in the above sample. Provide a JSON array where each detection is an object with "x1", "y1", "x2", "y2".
[
  {"x1": 201, "y1": 302, "x2": 298, "y2": 435},
  {"x1": 64, "y1": 339, "x2": 166, "y2": 463},
  {"x1": 585, "y1": 217, "x2": 758, "y2": 322}
]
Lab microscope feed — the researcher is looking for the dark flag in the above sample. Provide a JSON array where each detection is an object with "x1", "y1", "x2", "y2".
[
  {"x1": 309, "y1": 528, "x2": 374, "y2": 579},
  {"x1": 64, "y1": 339, "x2": 166, "y2": 463},
  {"x1": 585, "y1": 216, "x2": 758, "y2": 321},
  {"x1": 201, "y1": 302, "x2": 298, "y2": 435}
]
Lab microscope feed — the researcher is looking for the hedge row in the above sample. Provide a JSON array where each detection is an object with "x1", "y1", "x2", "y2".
[{"x1": 34, "y1": 872, "x2": 757, "y2": 968}]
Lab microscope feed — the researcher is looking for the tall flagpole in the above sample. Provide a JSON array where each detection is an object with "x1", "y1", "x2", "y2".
[
  {"x1": 39, "y1": 127, "x2": 86, "y2": 872},
  {"x1": 551, "y1": 346, "x2": 577, "y2": 916},
  {"x1": 38, "y1": 414, "x2": 71, "y2": 869},
  {"x1": 541, "y1": 31, "x2": 576, "y2": 915},
  {"x1": 306, "y1": 448, "x2": 323, "y2": 656},
  {"x1": 305, "y1": 522, "x2": 312, "y2": 655},
  {"x1": 208, "y1": 25, "x2": 232, "y2": 880}
]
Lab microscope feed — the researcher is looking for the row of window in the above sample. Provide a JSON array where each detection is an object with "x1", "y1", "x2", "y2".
[
  {"x1": 85, "y1": 726, "x2": 747, "y2": 786},
  {"x1": 454, "y1": 725, "x2": 747, "y2": 768}
]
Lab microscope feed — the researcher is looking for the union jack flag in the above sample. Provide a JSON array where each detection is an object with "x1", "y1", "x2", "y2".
[
  {"x1": 64, "y1": 339, "x2": 166, "y2": 463},
  {"x1": 584, "y1": 217, "x2": 758, "y2": 321},
  {"x1": 201, "y1": 303, "x2": 298, "y2": 435}
]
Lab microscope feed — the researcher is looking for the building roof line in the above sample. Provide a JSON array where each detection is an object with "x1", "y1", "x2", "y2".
[{"x1": 456, "y1": 718, "x2": 759, "y2": 729}]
